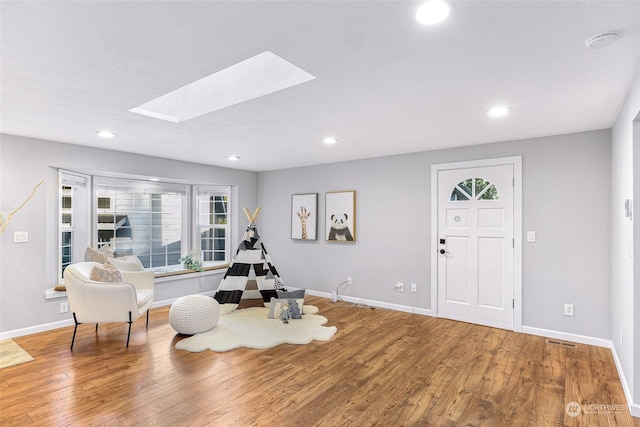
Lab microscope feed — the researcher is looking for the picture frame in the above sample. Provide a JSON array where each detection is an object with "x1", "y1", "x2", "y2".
[
  {"x1": 291, "y1": 193, "x2": 318, "y2": 240},
  {"x1": 325, "y1": 190, "x2": 356, "y2": 242}
]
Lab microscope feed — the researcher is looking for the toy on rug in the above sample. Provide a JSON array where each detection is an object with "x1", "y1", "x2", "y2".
[{"x1": 279, "y1": 302, "x2": 291, "y2": 324}]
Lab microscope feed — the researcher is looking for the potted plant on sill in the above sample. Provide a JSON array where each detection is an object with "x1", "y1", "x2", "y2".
[{"x1": 179, "y1": 252, "x2": 204, "y2": 272}]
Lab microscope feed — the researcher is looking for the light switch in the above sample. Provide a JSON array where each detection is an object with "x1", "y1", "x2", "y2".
[
  {"x1": 527, "y1": 231, "x2": 536, "y2": 242},
  {"x1": 13, "y1": 231, "x2": 29, "y2": 243}
]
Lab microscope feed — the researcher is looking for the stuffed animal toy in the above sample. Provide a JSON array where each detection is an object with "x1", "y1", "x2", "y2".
[{"x1": 279, "y1": 302, "x2": 291, "y2": 324}]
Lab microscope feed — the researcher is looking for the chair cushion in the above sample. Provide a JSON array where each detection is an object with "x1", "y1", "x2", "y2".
[
  {"x1": 85, "y1": 246, "x2": 115, "y2": 263},
  {"x1": 90, "y1": 264, "x2": 124, "y2": 283},
  {"x1": 106, "y1": 255, "x2": 144, "y2": 272}
]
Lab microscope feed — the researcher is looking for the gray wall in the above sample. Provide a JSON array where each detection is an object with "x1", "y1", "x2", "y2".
[
  {"x1": 258, "y1": 129, "x2": 611, "y2": 339},
  {"x1": 0, "y1": 134, "x2": 258, "y2": 333},
  {"x1": 0, "y1": 129, "x2": 614, "y2": 343}
]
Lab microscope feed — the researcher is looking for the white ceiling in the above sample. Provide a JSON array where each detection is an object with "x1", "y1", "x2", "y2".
[{"x1": 2, "y1": 1, "x2": 640, "y2": 172}]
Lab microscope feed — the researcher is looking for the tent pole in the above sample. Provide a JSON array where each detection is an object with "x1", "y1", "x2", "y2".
[{"x1": 243, "y1": 207, "x2": 261, "y2": 223}]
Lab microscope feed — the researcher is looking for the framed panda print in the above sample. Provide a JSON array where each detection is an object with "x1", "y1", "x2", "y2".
[
  {"x1": 291, "y1": 193, "x2": 318, "y2": 240},
  {"x1": 325, "y1": 190, "x2": 356, "y2": 242}
]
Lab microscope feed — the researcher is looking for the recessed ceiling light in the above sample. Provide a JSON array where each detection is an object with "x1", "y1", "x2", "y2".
[
  {"x1": 149, "y1": 178, "x2": 160, "y2": 182},
  {"x1": 96, "y1": 130, "x2": 115, "y2": 138},
  {"x1": 227, "y1": 155, "x2": 240, "y2": 161},
  {"x1": 487, "y1": 106, "x2": 510, "y2": 118},
  {"x1": 416, "y1": 0, "x2": 452, "y2": 26},
  {"x1": 585, "y1": 32, "x2": 619, "y2": 49},
  {"x1": 323, "y1": 137, "x2": 337, "y2": 144}
]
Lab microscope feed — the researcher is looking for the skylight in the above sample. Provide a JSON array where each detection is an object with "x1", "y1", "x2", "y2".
[{"x1": 130, "y1": 51, "x2": 316, "y2": 123}]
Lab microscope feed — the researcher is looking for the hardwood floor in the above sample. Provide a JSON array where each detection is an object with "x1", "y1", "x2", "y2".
[{"x1": 1, "y1": 295, "x2": 638, "y2": 426}]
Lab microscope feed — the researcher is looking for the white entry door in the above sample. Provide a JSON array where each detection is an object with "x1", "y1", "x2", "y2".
[{"x1": 437, "y1": 164, "x2": 514, "y2": 329}]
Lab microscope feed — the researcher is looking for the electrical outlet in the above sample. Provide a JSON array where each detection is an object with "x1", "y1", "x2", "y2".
[
  {"x1": 395, "y1": 282, "x2": 404, "y2": 292},
  {"x1": 347, "y1": 276, "x2": 352, "y2": 284},
  {"x1": 564, "y1": 304, "x2": 574, "y2": 316},
  {"x1": 13, "y1": 231, "x2": 29, "y2": 243},
  {"x1": 411, "y1": 283, "x2": 417, "y2": 293},
  {"x1": 60, "y1": 302, "x2": 69, "y2": 313}
]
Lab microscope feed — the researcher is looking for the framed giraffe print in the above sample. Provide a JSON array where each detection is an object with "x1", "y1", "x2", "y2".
[{"x1": 291, "y1": 193, "x2": 317, "y2": 240}]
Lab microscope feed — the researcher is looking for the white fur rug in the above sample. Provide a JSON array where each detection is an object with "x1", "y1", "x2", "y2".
[{"x1": 175, "y1": 305, "x2": 337, "y2": 352}]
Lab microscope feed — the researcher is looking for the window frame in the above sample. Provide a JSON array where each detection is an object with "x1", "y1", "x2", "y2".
[
  {"x1": 57, "y1": 172, "x2": 232, "y2": 279},
  {"x1": 194, "y1": 186, "x2": 231, "y2": 268},
  {"x1": 450, "y1": 178, "x2": 500, "y2": 202},
  {"x1": 58, "y1": 170, "x2": 91, "y2": 282}
]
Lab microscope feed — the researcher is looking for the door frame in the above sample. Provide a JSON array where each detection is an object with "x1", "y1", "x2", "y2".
[{"x1": 430, "y1": 156, "x2": 523, "y2": 332}]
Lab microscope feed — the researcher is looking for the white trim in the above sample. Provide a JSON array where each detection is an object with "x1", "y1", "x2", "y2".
[
  {"x1": 45, "y1": 288, "x2": 68, "y2": 300},
  {"x1": 430, "y1": 156, "x2": 523, "y2": 332},
  {"x1": 46, "y1": 267, "x2": 227, "y2": 298},
  {"x1": 193, "y1": 185, "x2": 232, "y2": 266},
  {"x1": 440, "y1": 313, "x2": 516, "y2": 331},
  {"x1": 513, "y1": 160, "x2": 523, "y2": 332},
  {"x1": 610, "y1": 343, "x2": 640, "y2": 417},
  {"x1": 154, "y1": 268, "x2": 226, "y2": 284},
  {"x1": 305, "y1": 289, "x2": 434, "y2": 316},
  {"x1": 521, "y1": 325, "x2": 610, "y2": 348},
  {"x1": 430, "y1": 164, "x2": 439, "y2": 319},
  {"x1": 0, "y1": 319, "x2": 75, "y2": 340}
]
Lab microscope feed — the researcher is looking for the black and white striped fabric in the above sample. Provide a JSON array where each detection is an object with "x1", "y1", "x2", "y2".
[{"x1": 214, "y1": 222, "x2": 286, "y2": 315}]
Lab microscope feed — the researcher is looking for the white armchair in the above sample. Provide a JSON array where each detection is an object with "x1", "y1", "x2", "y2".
[{"x1": 64, "y1": 261, "x2": 154, "y2": 349}]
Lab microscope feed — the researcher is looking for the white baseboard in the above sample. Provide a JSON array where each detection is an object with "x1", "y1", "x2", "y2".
[
  {"x1": 521, "y1": 325, "x2": 611, "y2": 348},
  {"x1": 4, "y1": 289, "x2": 266, "y2": 339},
  {"x1": 632, "y1": 401, "x2": 640, "y2": 417},
  {"x1": 522, "y1": 325, "x2": 639, "y2": 418},
  {"x1": 0, "y1": 291, "x2": 220, "y2": 340},
  {"x1": 0, "y1": 319, "x2": 75, "y2": 340},
  {"x1": 610, "y1": 343, "x2": 640, "y2": 418},
  {"x1": 304, "y1": 289, "x2": 433, "y2": 316}
]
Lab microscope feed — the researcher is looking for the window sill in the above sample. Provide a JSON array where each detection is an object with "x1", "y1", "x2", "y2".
[
  {"x1": 45, "y1": 288, "x2": 68, "y2": 300},
  {"x1": 45, "y1": 264, "x2": 229, "y2": 299},
  {"x1": 154, "y1": 264, "x2": 229, "y2": 281},
  {"x1": 152, "y1": 264, "x2": 227, "y2": 277}
]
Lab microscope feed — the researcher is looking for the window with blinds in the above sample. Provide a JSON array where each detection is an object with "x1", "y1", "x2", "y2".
[
  {"x1": 94, "y1": 178, "x2": 189, "y2": 269},
  {"x1": 58, "y1": 171, "x2": 231, "y2": 277}
]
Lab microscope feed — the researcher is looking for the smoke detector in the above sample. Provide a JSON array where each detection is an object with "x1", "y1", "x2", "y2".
[{"x1": 585, "y1": 32, "x2": 619, "y2": 49}]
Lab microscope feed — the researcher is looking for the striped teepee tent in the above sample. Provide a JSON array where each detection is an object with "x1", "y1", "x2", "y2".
[{"x1": 214, "y1": 208, "x2": 286, "y2": 315}]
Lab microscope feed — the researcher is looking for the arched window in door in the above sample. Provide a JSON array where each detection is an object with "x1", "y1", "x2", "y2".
[{"x1": 450, "y1": 178, "x2": 500, "y2": 201}]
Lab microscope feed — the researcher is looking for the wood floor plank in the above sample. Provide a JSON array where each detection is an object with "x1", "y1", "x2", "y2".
[
  {"x1": 0, "y1": 296, "x2": 638, "y2": 426},
  {"x1": 530, "y1": 383, "x2": 566, "y2": 427}
]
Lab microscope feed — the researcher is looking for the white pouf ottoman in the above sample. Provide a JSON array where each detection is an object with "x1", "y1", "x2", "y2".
[{"x1": 169, "y1": 295, "x2": 220, "y2": 335}]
